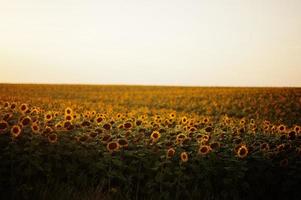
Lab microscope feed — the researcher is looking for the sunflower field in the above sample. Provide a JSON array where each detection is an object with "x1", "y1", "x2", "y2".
[{"x1": 0, "y1": 84, "x2": 301, "y2": 200}]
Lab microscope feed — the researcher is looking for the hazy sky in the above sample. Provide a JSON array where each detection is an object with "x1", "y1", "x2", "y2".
[{"x1": 0, "y1": 0, "x2": 300, "y2": 86}]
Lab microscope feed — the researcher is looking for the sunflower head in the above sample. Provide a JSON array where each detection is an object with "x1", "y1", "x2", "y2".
[
  {"x1": 103, "y1": 123, "x2": 111, "y2": 131},
  {"x1": 150, "y1": 131, "x2": 161, "y2": 141},
  {"x1": 198, "y1": 145, "x2": 212, "y2": 155},
  {"x1": 237, "y1": 145, "x2": 248, "y2": 158},
  {"x1": 123, "y1": 122, "x2": 132, "y2": 129},
  {"x1": 107, "y1": 141, "x2": 120, "y2": 153},
  {"x1": 20, "y1": 104, "x2": 29, "y2": 113},
  {"x1": 260, "y1": 143, "x2": 270, "y2": 152},
  {"x1": 21, "y1": 116, "x2": 31, "y2": 126},
  {"x1": 48, "y1": 133, "x2": 58, "y2": 143},
  {"x1": 118, "y1": 138, "x2": 129, "y2": 148},
  {"x1": 180, "y1": 152, "x2": 189, "y2": 162},
  {"x1": 65, "y1": 114, "x2": 73, "y2": 121},
  {"x1": 31, "y1": 123, "x2": 40, "y2": 134},
  {"x1": 11, "y1": 125, "x2": 22, "y2": 138},
  {"x1": 0, "y1": 120, "x2": 9, "y2": 133},
  {"x1": 44, "y1": 112, "x2": 53, "y2": 122},
  {"x1": 65, "y1": 107, "x2": 73, "y2": 115},
  {"x1": 166, "y1": 148, "x2": 176, "y2": 158}
]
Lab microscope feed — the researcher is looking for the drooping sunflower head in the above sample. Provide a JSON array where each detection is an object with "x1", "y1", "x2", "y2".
[
  {"x1": 48, "y1": 133, "x2": 58, "y2": 143},
  {"x1": 166, "y1": 148, "x2": 176, "y2": 159}
]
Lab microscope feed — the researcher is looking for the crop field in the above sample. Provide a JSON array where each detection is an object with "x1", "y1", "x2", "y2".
[{"x1": 0, "y1": 84, "x2": 301, "y2": 200}]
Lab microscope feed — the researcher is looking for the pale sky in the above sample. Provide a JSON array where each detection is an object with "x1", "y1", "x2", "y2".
[{"x1": 0, "y1": 0, "x2": 300, "y2": 86}]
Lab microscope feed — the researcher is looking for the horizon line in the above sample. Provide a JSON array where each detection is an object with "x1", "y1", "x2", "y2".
[{"x1": 0, "y1": 82, "x2": 300, "y2": 88}]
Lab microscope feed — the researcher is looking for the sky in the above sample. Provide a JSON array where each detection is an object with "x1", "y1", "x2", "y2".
[{"x1": 0, "y1": 0, "x2": 300, "y2": 87}]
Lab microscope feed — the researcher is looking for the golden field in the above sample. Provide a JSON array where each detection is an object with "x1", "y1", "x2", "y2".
[{"x1": 0, "y1": 84, "x2": 301, "y2": 200}]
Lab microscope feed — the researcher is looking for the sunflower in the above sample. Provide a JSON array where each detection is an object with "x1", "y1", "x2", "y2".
[
  {"x1": 116, "y1": 113, "x2": 122, "y2": 119},
  {"x1": 3, "y1": 102, "x2": 9, "y2": 108},
  {"x1": 65, "y1": 114, "x2": 73, "y2": 121},
  {"x1": 43, "y1": 126, "x2": 53, "y2": 135},
  {"x1": 91, "y1": 111, "x2": 96, "y2": 116},
  {"x1": 95, "y1": 116, "x2": 103, "y2": 124},
  {"x1": 118, "y1": 138, "x2": 129, "y2": 148},
  {"x1": 65, "y1": 107, "x2": 73, "y2": 115},
  {"x1": 55, "y1": 122, "x2": 63, "y2": 129},
  {"x1": 107, "y1": 141, "x2": 120, "y2": 153},
  {"x1": 81, "y1": 120, "x2": 91, "y2": 127},
  {"x1": 79, "y1": 135, "x2": 89, "y2": 143},
  {"x1": 203, "y1": 117, "x2": 209, "y2": 124},
  {"x1": 202, "y1": 135, "x2": 210, "y2": 142},
  {"x1": 181, "y1": 116, "x2": 188, "y2": 124},
  {"x1": 10, "y1": 102, "x2": 17, "y2": 110},
  {"x1": 48, "y1": 133, "x2": 58, "y2": 143},
  {"x1": 166, "y1": 148, "x2": 175, "y2": 158},
  {"x1": 277, "y1": 124, "x2": 286, "y2": 133},
  {"x1": 204, "y1": 126, "x2": 213, "y2": 133},
  {"x1": 210, "y1": 142, "x2": 220, "y2": 151},
  {"x1": 63, "y1": 121, "x2": 72, "y2": 129},
  {"x1": 123, "y1": 122, "x2": 132, "y2": 129},
  {"x1": 180, "y1": 152, "x2": 189, "y2": 162},
  {"x1": 294, "y1": 125, "x2": 300, "y2": 134},
  {"x1": 277, "y1": 144, "x2": 285, "y2": 152},
  {"x1": 0, "y1": 120, "x2": 9, "y2": 133},
  {"x1": 20, "y1": 116, "x2": 31, "y2": 126},
  {"x1": 176, "y1": 133, "x2": 186, "y2": 141},
  {"x1": 288, "y1": 131, "x2": 296, "y2": 140},
  {"x1": 198, "y1": 145, "x2": 212, "y2": 155},
  {"x1": 44, "y1": 112, "x2": 53, "y2": 122},
  {"x1": 260, "y1": 143, "x2": 270, "y2": 152},
  {"x1": 20, "y1": 104, "x2": 29, "y2": 113},
  {"x1": 103, "y1": 123, "x2": 111, "y2": 130},
  {"x1": 31, "y1": 123, "x2": 40, "y2": 134},
  {"x1": 240, "y1": 118, "x2": 246, "y2": 126},
  {"x1": 30, "y1": 108, "x2": 39, "y2": 115},
  {"x1": 150, "y1": 131, "x2": 161, "y2": 141},
  {"x1": 189, "y1": 127, "x2": 197, "y2": 133},
  {"x1": 89, "y1": 131, "x2": 98, "y2": 138},
  {"x1": 135, "y1": 120, "x2": 142, "y2": 126},
  {"x1": 237, "y1": 145, "x2": 248, "y2": 158},
  {"x1": 101, "y1": 134, "x2": 112, "y2": 144},
  {"x1": 169, "y1": 113, "x2": 176, "y2": 119},
  {"x1": 11, "y1": 125, "x2": 22, "y2": 137},
  {"x1": 3, "y1": 113, "x2": 13, "y2": 121}
]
